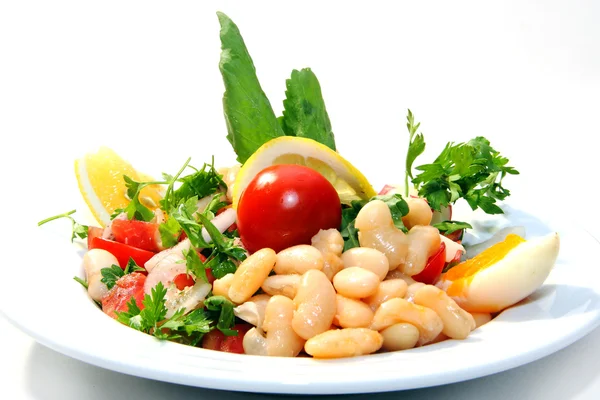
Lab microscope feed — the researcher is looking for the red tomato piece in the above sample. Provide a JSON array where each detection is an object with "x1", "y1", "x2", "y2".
[
  {"x1": 101, "y1": 272, "x2": 147, "y2": 319},
  {"x1": 173, "y1": 273, "x2": 195, "y2": 290},
  {"x1": 237, "y1": 164, "x2": 342, "y2": 253},
  {"x1": 201, "y1": 323, "x2": 252, "y2": 354},
  {"x1": 111, "y1": 219, "x2": 161, "y2": 252},
  {"x1": 412, "y1": 242, "x2": 446, "y2": 285},
  {"x1": 444, "y1": 229, "x2": 464, "y2": 243},
  {"x1": 87, "y1": 226, "x2": 104, "y2": 249},
  {"x1": 90, "y1": 237, "x2": 155, "y2": 269}
]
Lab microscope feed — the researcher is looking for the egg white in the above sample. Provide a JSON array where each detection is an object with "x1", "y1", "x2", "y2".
[{"x1": 443, "y1": 232, "x2": 560, "y2": 313}]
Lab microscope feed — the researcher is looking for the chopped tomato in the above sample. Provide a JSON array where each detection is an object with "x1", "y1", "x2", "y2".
[
  {"x1": 111, "y1": 219, "x2": 161, "y2": 252},
  {"x1": 90, "y1": 237, "x2": 155, "y2": 269},
  {"x1": 444, "y1": 229, "x2": 464, "y2": 243},
  {"x1": 173, "y1": 273, "x2": 195, "y2": 290},
  {"x1": 412, "y1": 242, "x2": 446, "y2": 285},
  {"x1": 201, "y1": 323, "x2": 252, "y2": 354},
  {"x1": 102, "y1": 273, "x2": 146, "y2": 319},
  {"x1": 87, "y1": 226, "x2": 104, "y2": 249}
]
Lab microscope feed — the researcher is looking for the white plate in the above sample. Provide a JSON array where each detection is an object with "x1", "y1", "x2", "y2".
[{"x1": 1, "y1": 183, "x2": 600, "y2": 395}]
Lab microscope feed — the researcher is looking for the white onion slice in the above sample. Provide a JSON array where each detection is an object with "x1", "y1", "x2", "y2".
[
  {"x1": 201, "y1": 207, "x2": 237, "y2": 243},
  {"x1": 165, "y1": 281, "x2": 212, "y2": 318},
  {"x1": 440, "y1": 235, "x2": 466, "y2": 263},
  {"x1": 144, "y1": 238, "x2": 191, "y2": 273}
]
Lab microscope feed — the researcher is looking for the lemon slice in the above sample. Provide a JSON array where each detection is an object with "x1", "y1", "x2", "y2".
[
  {"x1": 75, "y1": 147, "x2": 165, "y2": 227},
  {"x1": 232, "y1": 137, "x2": 377, "y2": 208}
]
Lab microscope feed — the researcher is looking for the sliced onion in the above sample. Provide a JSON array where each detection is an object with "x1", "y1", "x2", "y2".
[
  {"x1": 164, "y1": 281, "x2": 211, "y2": 318},
  {"x1": 465, "y1": 226, "x2": 526, "y2": 259},
  {"x1": 440, "y1": 234, "x2": 466, "y2": 263},
  {"x1": 201, "y1": 207, "x2": 237, "y2": 243},
  {"x1": 145, "y1": 238, "x2": 191, "y2": 273}
]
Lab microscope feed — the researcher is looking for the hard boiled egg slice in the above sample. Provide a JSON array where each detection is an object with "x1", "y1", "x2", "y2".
[{"x1": 437, "y1": 233, "x2": 560, "y2": 313}]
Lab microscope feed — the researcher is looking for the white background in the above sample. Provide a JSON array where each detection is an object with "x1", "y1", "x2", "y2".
[{"x1": 1, "y1": 1, "x2": 599, "y2": 399}]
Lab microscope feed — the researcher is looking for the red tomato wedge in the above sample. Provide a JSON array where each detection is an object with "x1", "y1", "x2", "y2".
[
  {"x1": 87, "y1": 226, "x2": 104, "y2": 249},
  {"x1": 90, "y1": 237, "x2": 155, "y2": 269},
  {"x1": 201, "y1": 323, "x2": 252, "y2": 354},
  {"x1": 111, "y1": 219, "x2": 161, "y2": 252},
  {"x1": 102, "y1": 273, "x2": 146, "y2": 319},
  {"x1": 412, "y1": 242, "x2": 446, "y2": 285}
]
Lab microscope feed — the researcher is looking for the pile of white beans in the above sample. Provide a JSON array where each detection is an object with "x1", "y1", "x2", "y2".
[{"x1": 211, "y1": 199, "x2": 492, "y2": 358}]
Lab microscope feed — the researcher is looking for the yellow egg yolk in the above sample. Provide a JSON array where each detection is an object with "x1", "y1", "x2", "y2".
[{"x1": 443, "y1": 234, "x2": 526, "y2": 297}]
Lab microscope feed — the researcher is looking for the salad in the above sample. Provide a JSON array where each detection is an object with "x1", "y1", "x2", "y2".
[{"x1": 39, "y1": 12, "x2": 560, "y2": 359}]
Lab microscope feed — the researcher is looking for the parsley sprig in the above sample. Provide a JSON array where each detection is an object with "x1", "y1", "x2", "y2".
[
  {"x1": 404, "y1": 110, "x2": 519, "y2": 214},
  {"x1": 100, "y1": 258, "x2": 145, "y2": 289},
  {"x1": 115, "y1": 282, "x2": 237, "y2": 345},
  {"x1": 37, "y1": 209, "x2": 88, "y2": 242}
]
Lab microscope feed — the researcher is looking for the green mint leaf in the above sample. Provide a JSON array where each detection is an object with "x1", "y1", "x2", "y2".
[
  {"x1": 217, "y1": 12, "x2": 284, "y2": 163},
  {"x1": 100, "y1": 264, "x2": 125, "y2": 289},
  {"x1": 432, "y1": 221, "x2": 473, "y2": 234},
  {"x1": 204, "y1": 296, "x2": 237, "y2": 336},
  {"x1": 280, "y1": 68, "x2": 336, "y2": 150}
]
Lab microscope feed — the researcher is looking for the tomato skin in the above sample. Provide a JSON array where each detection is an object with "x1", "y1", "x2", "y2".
[
  {"x1": 87, "y1": 226, "x2": 104, "y2": 249},
  {"x1": 173, "y1": 273, "x2": 195, "y2": 290},
  {"x1": 111, "y1": 219, "x2": 161, "y2": 252},
  {"x1": 237, "y1": 165, "x2": 342, "y2": 253},
  {"x1": 201, "y1": 323, "x2": 252, "y2": 354},
  {"x1": 412, "y1": 242, "x2": 446, "y2": 285},
  {"x1": 90, "y1": 237, "x2": 155, "y2": 269},
  {"x1": 102, "y1": 273, "x2": 146, "y2": 319}
]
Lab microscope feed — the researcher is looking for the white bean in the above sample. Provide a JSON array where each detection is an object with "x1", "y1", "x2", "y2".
[
  {"x1": 83, "y1": 249, "x2": 119, "y2": 302},
  {"x1": 333, "y1": 267, "x2": 380, "y2": 298},
  {"x1": 228, "y1": 248, "x2": 276, "y2": 304},
  {"x1": 311, "y1": 229, "x2": 344, "y2": 257},
  {"x1": 261, "y1": 274, "x2": 301, "y2": 299},
  {"x1": 380, "y1": 323, "x2": 420, "y2": 351},
  {"x1": 364, "y1": 279, "x2": 408, "y2": 311},
  {"x1": 275, "y1": 245, "x2": 323, "y2": 275},
  {"x1": 304, "y1": 328, "x2": 383, "y2": 358},
  {"x1": 341, "y1": 247, "x2": 389, "y2": 280},
  {"x1": 413, "y1": 285, "x2": 475, "y2": 340},
  {"x1": 292, "y1": 270, "x2": 337, "y2": 340},
  {"x1": 263, "y1": 295, "x2": 305, "y2": 357},
  {"x1": 333, "y1": 295, "x2": 374, "y2": 328},
  {"x1": 370, "y1": 298, "x2": 443, "y2": 346}
]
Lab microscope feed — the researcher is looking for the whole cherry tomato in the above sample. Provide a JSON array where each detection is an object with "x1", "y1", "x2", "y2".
[{"x1": 236, "y1": 164, "x2": 341, "y2": 253}]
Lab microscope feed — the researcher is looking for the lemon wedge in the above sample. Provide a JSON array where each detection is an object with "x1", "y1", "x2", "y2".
[
  {"x1": 232, "y1": 136, "x2": 376, "y2": 208},
  {"x1": 74, "y1": 147, "x2": 164, "y2": 227}
]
